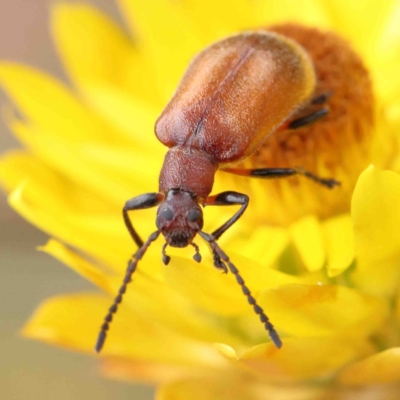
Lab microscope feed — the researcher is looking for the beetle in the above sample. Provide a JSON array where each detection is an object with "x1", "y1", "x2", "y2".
[{"x1": 95, "y1": 30, "x2": 339, "y2": 352}]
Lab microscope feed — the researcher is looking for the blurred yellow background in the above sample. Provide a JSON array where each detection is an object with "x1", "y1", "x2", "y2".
[{"x1": 0, "y1": 1, "x2": 153, "y2": 399}]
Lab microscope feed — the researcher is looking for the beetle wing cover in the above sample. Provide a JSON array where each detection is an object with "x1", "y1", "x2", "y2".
[{"x1": 155, "y1": 32, "x2": 315, "y2": 163}]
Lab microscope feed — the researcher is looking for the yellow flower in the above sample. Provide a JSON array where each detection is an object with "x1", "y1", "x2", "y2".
[{"x1": 1, "y1": 0, "x2": 400, "y2": 399}]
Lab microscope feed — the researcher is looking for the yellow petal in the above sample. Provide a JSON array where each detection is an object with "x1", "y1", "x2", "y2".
[
  {"x1": 163, "y1": 255, "x2": 247, "y2": 317},
  {"x1": 351, "y1": 165, "x2": 400, "y2": 296},
  {"x1": 8, "y1": 120, "x2": 141, "y2": 204},
  {"x1": 223, "y1": 225, "x2": 289, "y2": 267},
  {"x1": 164, "y1": 254, "x2": 301, "y2": 317},
  {"x1": 254, "y1": 0, "x2": 330, "y2": 28},
  {"x1": 0, "y1": 150, "x2": 161, "y2": 273},
  {"x1": 100, "y1": 358, "x2": 209, "y2": 384},
  {"x1": 0, "y1": 63, "x2": 109, "y2": 141},
  {"x1": 376, "y1": 1, "x2": 400, "y2": 59},
  {"x1": 0, "y1": 151, "x2": 51, "y2": 194},
  {"x1": 181, "y1": 0, "x2": 261, "y2": 41},
  {"x1": 52, "y1": 3, "x2": 163, "y2": 105},
  {"x1": 73, "y1": 141, "x2": 161, "y2": 192},
  {"x1": 207, "y1": 208, "x2": 289, "y2": 269},
  {"x1": 77, "y1": 83, "x2": 164, "y2": 153},
  {"x1": 6, "y1": 179, "x2": 129, "y2": 270},
  {"x1": 22, "y1": 293, "x2": 226, "y2": 367},
  {"x1": 158, "y1": 373, "x2": 330, "y2": 400},
  {"x1": 0, "y1": 151, "x2": 112, "y2": 215},
  {"x1": 158, "y1": 373, "x2": 259, "y2": 400},
  {"x1": 396, "y1": 286, "x2": 400, "y2": 322},
  {"x1": 322, "y1": 214, "x2": 354, "y2": 277},
  {"x1": 289, "y1": 216, "x2": 325, "y2": 272},
  {"x1": 52, "y1": 4, "x2": 131, "y2": 90},
  {"x1": 321, "y1": 0, "x2": 398, "y2": 62},
  {"x1": 38, "y1": 239, "x2": 111, "y2": 292},
  {"x1": 337, "y1": 348, "x2": 400, "y2": 385},
  {"x1": 230, "y1": 335, "x2": 374, "y2": 382},
  {"x1": 117, "y1": 0, "x2": 203, "y2": 100},
  {"x1": 372, "y1": 2, "x2": 400, "y2": 102},
  {"x1": 107, "y1": 256, "x2": 243, "y2": 346},
  {"x1": 257, "y1": 283, "x2": 389, "y2": 337}
]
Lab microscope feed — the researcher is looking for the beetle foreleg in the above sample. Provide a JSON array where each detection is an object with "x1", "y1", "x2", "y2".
[
  {"x1": 202, "y1": 191, "x2": 249, "y2": 273},
  {"x1": 123, "y1": 192, "x2": 165, "y2": 248},
  {"x1": 204, "y1": 191, "x2": 249, "y2": 240}
]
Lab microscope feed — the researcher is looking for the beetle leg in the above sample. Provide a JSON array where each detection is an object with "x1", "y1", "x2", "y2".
[
  {"x1": 288, "y1": 92, "x2": 332, "y2": 129},
  {"x1": 287, "y1": 108, "x2": 328, "y2": 129},
  {"x1": 276, "y1": 107, "x2": 329, "y2": 133},
  {"x1": 203, "y1": 191, "x2": 249, "y2": 271},
  {"x1": 223, "y1": 167, "x2": 340, "y2": 189},
  {"x1": 276, "y1": 91, "x2": 332, "y2": 133},
  {"x1": 123, "y1": 192, "x2": 165, "y2": 248},
  {"x1": 311, "y1": 91, "x2": 332, "y2": 105},
  {"x1": 204, "y1": 191, "x2": 249, "y2": 240}
]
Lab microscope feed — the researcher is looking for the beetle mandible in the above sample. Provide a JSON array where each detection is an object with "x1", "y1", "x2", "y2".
[{"x1": 95, "y1": 30, "x2": 339, "y2": 352}]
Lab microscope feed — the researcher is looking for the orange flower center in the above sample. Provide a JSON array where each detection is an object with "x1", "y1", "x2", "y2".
[{"x1": 236, "y1": 24, "x2": 377, "y2": 225}]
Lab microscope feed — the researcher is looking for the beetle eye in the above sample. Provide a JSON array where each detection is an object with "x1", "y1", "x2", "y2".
[
  {"x1": 159, "y1": 208, "x2": 173, "y2": 221},
  {"x1": 187, "y1": 208, "x2": 201, "y2": 222}
]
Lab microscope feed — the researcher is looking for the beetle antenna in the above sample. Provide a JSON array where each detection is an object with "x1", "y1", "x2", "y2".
[
  {"x1": 199, "y1": 231, "x2": 282, "y2": 349},
  {"x1": 95, "y1": 230, "x2": 161, "y2": 353}
]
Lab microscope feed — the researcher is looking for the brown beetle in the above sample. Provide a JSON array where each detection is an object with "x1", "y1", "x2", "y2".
[{"x1": 95, "y1": 30, "x2": 339, "y2": 352}]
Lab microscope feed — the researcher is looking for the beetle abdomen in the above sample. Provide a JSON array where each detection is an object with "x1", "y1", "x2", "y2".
[{"x1": 155, "y1": 31, "x2": 315, "y2": 164}]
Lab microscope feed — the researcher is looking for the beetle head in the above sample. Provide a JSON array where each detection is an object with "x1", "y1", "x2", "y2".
[{"x1": 156, "y1": 190, "x2": 203, "y2": 249}]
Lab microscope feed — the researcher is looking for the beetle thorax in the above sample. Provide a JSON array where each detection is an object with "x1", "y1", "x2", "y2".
[{"x1": 159, "y1": 146, "x2": 219, "y2": 199}]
